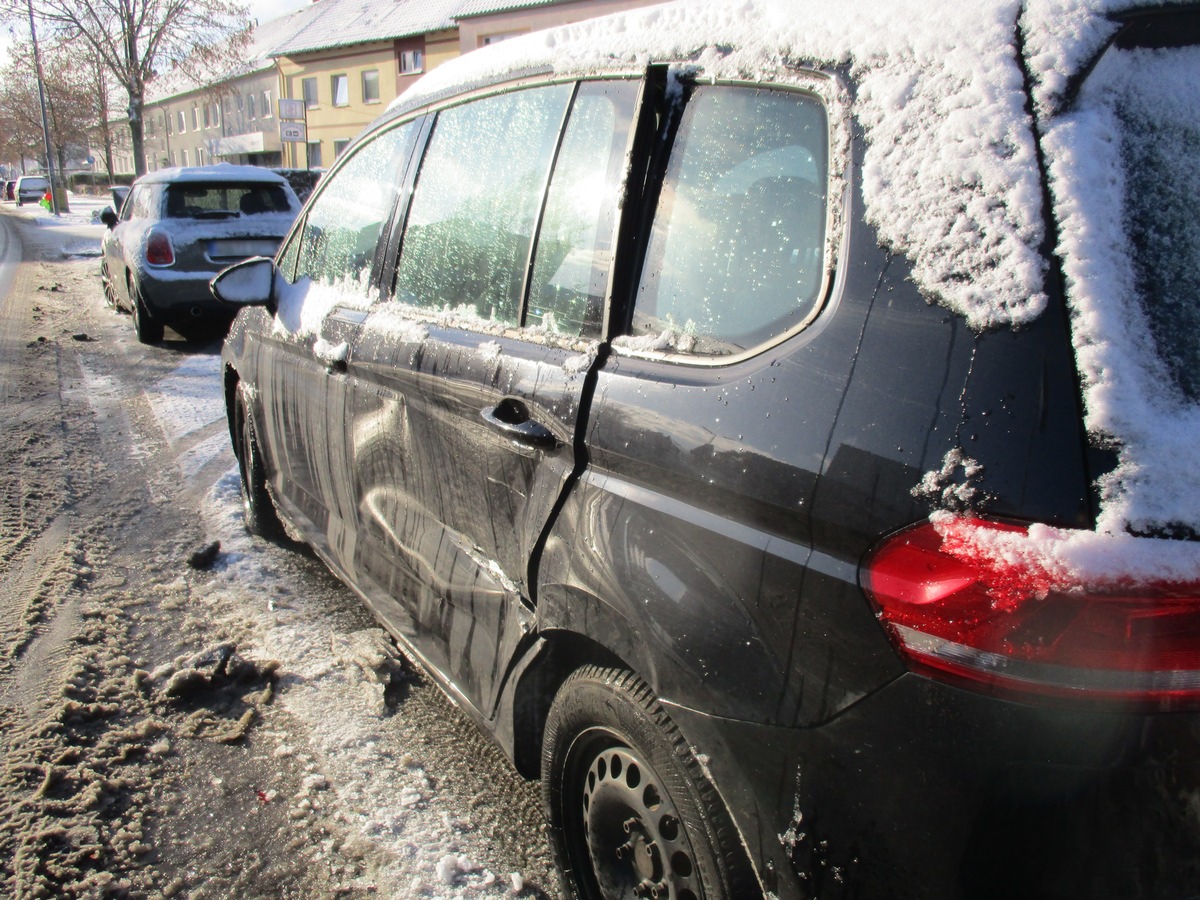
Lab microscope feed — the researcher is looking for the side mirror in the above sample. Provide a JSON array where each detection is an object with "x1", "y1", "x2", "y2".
[
  {"x1": 211, "y1": 256, "x2": 276, "y2": 314},
  {"x1": 99, "y1": 207, "x2": 118, "y2": 228}
]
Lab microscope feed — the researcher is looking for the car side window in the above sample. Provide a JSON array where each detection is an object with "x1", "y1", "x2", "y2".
[
  {"x1": 282, "y1": 121, "x2": 418, "y2": 289},
  {"x1": 527, "y1": 81, "x2": 638, "y2": 338},
  {"x1": 632, "y1": 86, "x2": 829, "y2": 355},
  {"x1": 121, "y1": 186, "x2": 147, "y2": 222},
  {"x1": 393, "y1": 84, "x2": 574, "y2": 325}
]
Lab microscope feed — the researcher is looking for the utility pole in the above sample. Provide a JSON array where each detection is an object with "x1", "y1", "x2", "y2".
[{"x1": 25, "y1": 0, "x2": 58, "y2": 216}]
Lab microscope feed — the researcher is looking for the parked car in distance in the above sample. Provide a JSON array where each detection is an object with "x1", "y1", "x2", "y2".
[
  {"x1": 215, "y1": 2, "x2": 1200, "y2": 898},
  {"x1": 4, "y1": 180, "x2": 15, "y2": 201},
  {"x1": 15, "y1": 175, "x2": 50, "y2": 206},
  {"x1": 100, "y1": 164, "x2": 300, "y2": 343}
]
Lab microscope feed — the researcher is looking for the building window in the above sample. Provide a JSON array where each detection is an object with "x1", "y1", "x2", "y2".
[
  {"x1": 192, "y1": 105, "x2": 199, "y2": 130},
  {"x1": 362, "y1": 69, "x2": 380, "y2": 104},
  {"x1": 331, "y1": 74, "x2": 349, "y2": 107},
  {"x1": 181, "y1": 149, "x2": 188, "y2": 166},
  {"x1": 307, "y1": 141, "x2": 322, "y2": 167},
  {"x1": 262, "y1": 90, "x2": 272, "y2": 118},
  {"x1": 399, "y1": 50, "x2": 424, "y2": 74},
  {"x1": 480, "y1": 30, "x2": 525, "y2": 47},
  {"x1": 333, "y1": 138, "x2": 351, "y2": 158},
  {"x1": 165, "y1": 113, "x2": 172, "y2": 135},
  {"x1": 248, "y1": 93, "x2": 257, "y2": 120},
  {"x1": 302, "y1": 76, "x2": 318, "y2": 109},
  {"x1": 212, "y1": 103, "x2": 221, "y2": 128},
  {"x1": 177, "y1": 110, "x2": 186, "y2": 133},
  {"x1": 197, "y1": 147, "x2": 204, "y2": 166},
  {"x1": 203, "y1": 104, "x2": 211, "y2": 128}
]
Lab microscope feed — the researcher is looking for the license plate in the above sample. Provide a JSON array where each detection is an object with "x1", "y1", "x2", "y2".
[{"x1": 208, "y1": 239, "x2": 279, "y2": 259}]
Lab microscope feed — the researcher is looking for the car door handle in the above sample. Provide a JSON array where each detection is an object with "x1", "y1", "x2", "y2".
[
  {"x1": 481, "y1": 399, "x2": 559, "y2": 449},
  {"x1": 315, "y1": 339, "x2": 348, "y2": 374}
]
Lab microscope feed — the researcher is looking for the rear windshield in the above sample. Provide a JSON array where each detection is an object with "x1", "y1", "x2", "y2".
[
  {"x1": 1107, "y1": 44, "x2": 1200, "y2": 401},
  {"x1": 21, "y1": 178, "x2": 49, "y2": 190},
  {"x1": 164, "y1": 182, "x2": 294, "y2": 219}
]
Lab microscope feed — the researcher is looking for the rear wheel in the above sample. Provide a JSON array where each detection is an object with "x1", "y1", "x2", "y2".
[
  {"x1": 235, "y1": 389, "x2": 283, "y2": 540},
  {"x1": 543, "y1": 666, "x2": 759, "y2": 900},
  {"x1": 131, "y1": 285, "x2": 164, "y2": 344}
]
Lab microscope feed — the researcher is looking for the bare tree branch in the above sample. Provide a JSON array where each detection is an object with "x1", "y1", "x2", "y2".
[{"x1": 1, "y1": 0, "x2": 250, "y2": 175}]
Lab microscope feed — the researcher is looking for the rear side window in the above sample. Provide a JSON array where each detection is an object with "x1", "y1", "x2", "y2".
[
  {"x1": 165, "y1": 182, "x2": 294, "y2": 219},
  {"x1": 528, "y1": 81, "x2": 638, "y2": 337},
  {"x1": 283, "y1": 121, "x2": 419, "y2": 289},
  {"x1": 394, "y1": 84, "x2": 574, "y2": 325},
  {"x1": 123, "y1": 185, "x2": 155, "y2": 221},
  {"x1": 633, "y1": 86, "x2": 829, "y2": 355}
]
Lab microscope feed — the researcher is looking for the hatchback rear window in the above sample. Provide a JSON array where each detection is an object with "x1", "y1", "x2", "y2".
[
  {"x1": 165, "y1": 182, "x2": 293, "y2": 219},
  {"x1": 1111, "y1": 45, "x2": 1200, "y2": 402}
]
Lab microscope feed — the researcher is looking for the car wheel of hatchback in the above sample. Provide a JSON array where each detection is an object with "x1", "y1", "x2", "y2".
[
  {"x1": 100, "y1": 263, "x2": 116, "y2": 309},
  {"x1": 543, "y1": 666, "x2": 758, "y2": 900},
  {"x1": 131, "y1": 285, "x2": 163, "y2": 344},
  {"x1": 236, "y1": 390, "x2": 284, "y2": 541}
]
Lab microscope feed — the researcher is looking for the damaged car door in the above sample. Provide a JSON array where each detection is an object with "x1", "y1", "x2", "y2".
[{"x1": 341, "y1": 81, "x2": 639, "y2": 715}]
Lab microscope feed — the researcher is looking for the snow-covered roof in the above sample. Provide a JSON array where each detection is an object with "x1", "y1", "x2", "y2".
[
  {"x1": 134, "y1": 163, "x2": 289, "y2": 185},
  {"x1": 383, "y1": 0, "x2": 1200, "y2": 544},
  {"x1": 454, "y1": 0, "x2": 563, "y2": 18},
  {"x1": 267, "y1": 0, "x2": 463, "y2": 56}
]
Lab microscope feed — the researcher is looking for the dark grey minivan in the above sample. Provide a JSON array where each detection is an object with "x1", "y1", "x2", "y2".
[{"x1": 216, "y1": 2, "x2": 1200, "y2": 897}]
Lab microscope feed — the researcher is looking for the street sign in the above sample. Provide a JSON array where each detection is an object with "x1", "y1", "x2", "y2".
[
  {"x1": 278, "y1": 98, "x2": 305, "y2": 120},
  {"x1": 280, "y1": 121, "x2": 307, "y2": 143}
]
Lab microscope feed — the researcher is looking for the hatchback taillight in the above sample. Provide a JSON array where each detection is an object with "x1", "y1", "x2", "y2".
[
  {"x1": 863, "y1": 517, "x2": 1200, "y2": 708},
  {"x1": 145, "y1": 230, "x2": 175, "y2": 266}
]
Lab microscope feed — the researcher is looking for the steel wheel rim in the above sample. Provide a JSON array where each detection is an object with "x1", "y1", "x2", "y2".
[{"x1": 570, "y1": 731, "x2": 703, "y2": 900}]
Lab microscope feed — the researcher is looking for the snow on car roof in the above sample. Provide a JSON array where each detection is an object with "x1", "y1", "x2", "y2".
[
  {"x1": 380, "y1": 0, "x2": 1200, "y2": 553},
  {"x1": 135, "y1": 164, "x2": 290, "y2": 185}
]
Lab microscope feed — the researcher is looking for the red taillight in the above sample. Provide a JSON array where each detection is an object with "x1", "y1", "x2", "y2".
[
  {"x1": 863, "y1": 517, "x2": 1200, "y2": 708},
  {"x1": 145, "y1": 230, "x2": 174, "y2": 266}
]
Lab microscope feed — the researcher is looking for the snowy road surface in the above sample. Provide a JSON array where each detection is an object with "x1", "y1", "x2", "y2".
[{"x1": 0, "y1": 197, "x2": 559, "y2": 898}]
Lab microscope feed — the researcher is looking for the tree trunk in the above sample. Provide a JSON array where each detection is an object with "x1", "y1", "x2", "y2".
[
  {"x1": 94, "y1": 64, "x2": 115, "y2": 178},
  {"x1": 128, "y1": 91, "x2": 146, "y2": 177}
]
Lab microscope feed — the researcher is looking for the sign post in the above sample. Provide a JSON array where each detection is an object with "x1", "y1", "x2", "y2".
[{"x1": 278, "y1": 98, "x2": 309, "y2": 170}]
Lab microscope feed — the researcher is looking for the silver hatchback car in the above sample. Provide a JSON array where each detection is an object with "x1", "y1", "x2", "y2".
[{"x1": 100, "y1": 164, "x2": 300, "y2": 343}]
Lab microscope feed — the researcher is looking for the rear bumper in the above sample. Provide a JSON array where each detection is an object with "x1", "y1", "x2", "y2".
[
  {"x1": 667, "y1": 673, "x2": 1200, "y2": 899},
  {"x1": 137, "y1": 271, "x2": 234, "y2": 327}
]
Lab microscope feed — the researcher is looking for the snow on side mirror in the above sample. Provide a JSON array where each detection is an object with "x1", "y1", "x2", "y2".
[{"x1": 211, "y1": 257, "x2": 276, "y2": 311}]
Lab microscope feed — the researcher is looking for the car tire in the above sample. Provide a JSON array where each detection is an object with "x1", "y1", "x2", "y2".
[
  {"x1": 131, "y1": 286, "x2": 164, "y2": 344},
  {"x1": 100, "y1": 263, "x2": 117, "y2": 309},
  {"x1": 542, "y1": 666, "x2": 759, "y2": 900},
  {"x1": 236, "y1": 389, "x2": 284, "y2": 540}
]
